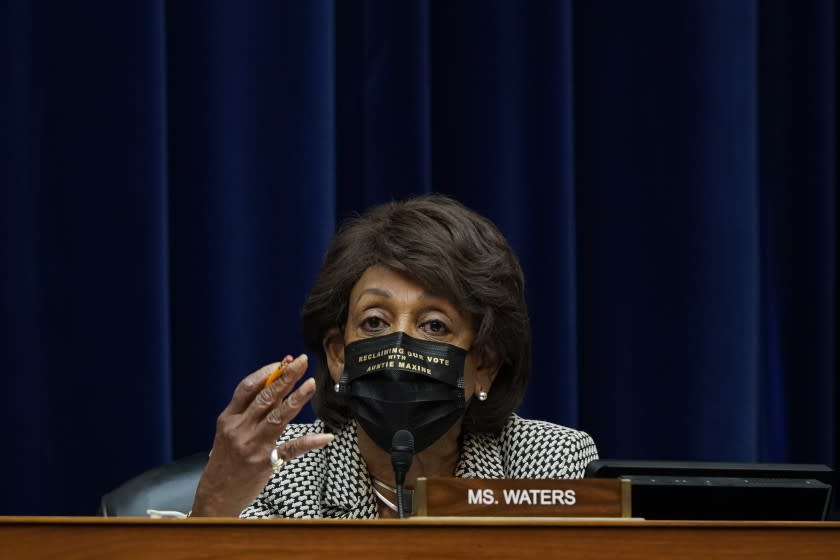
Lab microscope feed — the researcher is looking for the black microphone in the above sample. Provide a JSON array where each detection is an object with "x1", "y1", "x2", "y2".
[{"x1": 390, "y1": 429, "x2": 415, "y2": 519}]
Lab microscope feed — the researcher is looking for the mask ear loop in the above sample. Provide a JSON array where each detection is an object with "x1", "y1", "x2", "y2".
[
  {"x1": 333, "y1": 324, "x2": 348, "y2": 394},
  {"x1": 335, "y1": 370, "x2": 348, "y2": 393}
]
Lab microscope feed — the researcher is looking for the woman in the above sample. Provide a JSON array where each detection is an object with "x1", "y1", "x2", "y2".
[{"x1": 191, "y1": 195, "x2": 598, "y2": 518}]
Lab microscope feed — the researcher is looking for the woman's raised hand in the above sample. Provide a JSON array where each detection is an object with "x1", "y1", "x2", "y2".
[{"x1": 190, "y1": 354, "x2": 334, "y2": 517}]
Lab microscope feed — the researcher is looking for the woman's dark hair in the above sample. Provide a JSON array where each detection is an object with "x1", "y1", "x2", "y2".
[{"x1": 301, "y1": 194, "x2": 531, "y2": 434}]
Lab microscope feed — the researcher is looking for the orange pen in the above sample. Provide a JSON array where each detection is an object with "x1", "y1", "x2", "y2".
[{"x1": 264, "y1": 355, "x2": 294, "y2": 387}]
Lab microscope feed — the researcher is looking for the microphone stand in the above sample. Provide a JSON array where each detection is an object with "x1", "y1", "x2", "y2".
[{"x1": 390, "y1": 430, "x2": 415, "y2": 519}]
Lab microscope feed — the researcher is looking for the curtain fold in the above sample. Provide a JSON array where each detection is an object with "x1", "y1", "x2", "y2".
[
  {"x1": 758, "y1": 0, "x2": 835, "y2": 462},
  {"x1": 429, "y1": 0, "x2": 580, "y2": 426},
  {"x1": 0, "y1": 0, "x2": 835, "y2": 515},
  {"x1": 165, "y1": 0, "x2": 336, "y2": 459},
  {"x1": 2, "y1": 0, "x2": 173, "y2": 515},
  {"x1": 574, "y1": 0, "x2": 762, "y2": 460}
]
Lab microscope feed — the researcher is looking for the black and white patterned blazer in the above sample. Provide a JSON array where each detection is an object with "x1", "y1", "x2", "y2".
[{"x1": 241, "y1": 415, "x2": 598, "y2": 519}]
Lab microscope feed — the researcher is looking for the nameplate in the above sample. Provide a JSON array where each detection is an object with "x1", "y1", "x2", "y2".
[{"x1": 413, "y1": 478, "x2": 630, "y2": 517}]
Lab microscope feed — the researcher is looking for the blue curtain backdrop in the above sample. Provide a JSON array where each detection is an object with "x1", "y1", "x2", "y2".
[{"x1": 1, "y1": 0, "x2": 836, "y2": 515}]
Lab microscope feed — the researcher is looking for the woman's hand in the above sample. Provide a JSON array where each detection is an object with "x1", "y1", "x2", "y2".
[{"x1": 190, "y1": 354, "x2": 334, "y2": 517}]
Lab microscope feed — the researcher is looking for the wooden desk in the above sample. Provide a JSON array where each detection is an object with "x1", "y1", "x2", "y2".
[{"x1": 1, "y1": 516, "x2": 839, "y2": 559}]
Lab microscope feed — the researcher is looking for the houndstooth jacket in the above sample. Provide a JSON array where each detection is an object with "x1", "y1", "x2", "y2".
[{"x1": 240, "y1": 415, "x2": 599, "y2": 519}]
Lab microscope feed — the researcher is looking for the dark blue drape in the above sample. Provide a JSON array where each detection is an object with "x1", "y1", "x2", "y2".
[
  {"x1": 1, "y1": 0, "x2": 836, "y2": 515},
  {"x1": 574, "y1": 1, "x2": 763, "y2": 460}
]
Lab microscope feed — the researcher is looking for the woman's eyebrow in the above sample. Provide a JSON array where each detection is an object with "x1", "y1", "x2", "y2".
[{"x1": 355, "y1": 287, "x2": 392, "y2": 303}]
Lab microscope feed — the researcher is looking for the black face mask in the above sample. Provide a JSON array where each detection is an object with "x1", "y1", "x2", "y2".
[{"x1": 337, "y1": 331, "x2": 467, "y2": 453}]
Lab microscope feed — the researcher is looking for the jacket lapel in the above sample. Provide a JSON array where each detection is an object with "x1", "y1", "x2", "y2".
[
  {"x1": 322, "y1": 419, "x2": 378, "y2": 518},
  {"x1": 455, "y1": 431, "x2": 505, "y2": 478}
]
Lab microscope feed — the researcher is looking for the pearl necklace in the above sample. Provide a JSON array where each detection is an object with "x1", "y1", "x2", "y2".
[{"x1": 371, "y1": 478, "x2": 413, "y2": 515}]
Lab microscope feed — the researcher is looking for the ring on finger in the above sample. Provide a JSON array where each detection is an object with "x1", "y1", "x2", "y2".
[{"x1": 269, "y1": 445, "x2": 286, "y2": 473}]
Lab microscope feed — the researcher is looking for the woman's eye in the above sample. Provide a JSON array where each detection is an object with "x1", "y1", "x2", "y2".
[
  {"x1": 362, "y1": 316, "x2": 387, "y2": 331},
  {"x1": 422, "y1": 319, "x2": 449, "y2": 335}
]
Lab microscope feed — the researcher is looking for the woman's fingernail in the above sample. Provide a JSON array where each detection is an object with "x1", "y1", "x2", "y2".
[
  {"x1": 286, "y1": 353, "x2": 308, "y2": 373},
  {"x1": 302, "y1": 378, "x2": 316, "y2": 394}
]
